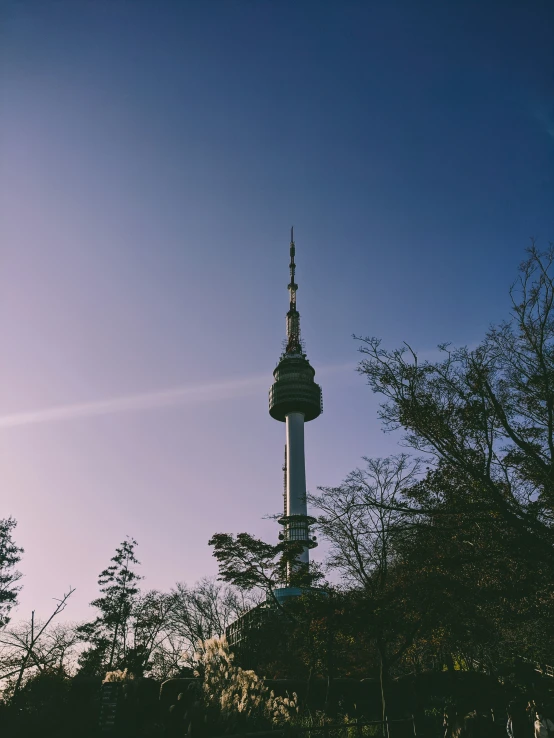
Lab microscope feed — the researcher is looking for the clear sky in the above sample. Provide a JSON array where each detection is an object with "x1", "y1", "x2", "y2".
[{"x1": 1, "y1": 0, "x2": 553, "y2": 622}]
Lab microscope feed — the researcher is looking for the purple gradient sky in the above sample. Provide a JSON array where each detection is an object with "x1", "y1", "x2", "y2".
[{"x1": 1, "y1": 0, "x2": 553, "y2": 622}]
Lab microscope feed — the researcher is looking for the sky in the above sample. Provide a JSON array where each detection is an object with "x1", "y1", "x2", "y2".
[{"x1": 1, "y1": 0, "x2": 553, "y2": 622}]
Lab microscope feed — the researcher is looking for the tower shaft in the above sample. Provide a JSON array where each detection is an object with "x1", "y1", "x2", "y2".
[{"x1": 285, "y1": 412, "x2": 309, "y2": 564}]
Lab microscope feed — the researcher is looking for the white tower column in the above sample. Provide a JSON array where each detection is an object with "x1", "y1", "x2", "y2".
[{"x1": 286, "y1": 411, "x2": 309, "y2": 564}]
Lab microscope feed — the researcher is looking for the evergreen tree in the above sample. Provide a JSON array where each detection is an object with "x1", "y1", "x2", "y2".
[
  {"x1": 0, "y1": 517, "x2": 23, "y2": 627},
  {"x1": 77, "y1": 537, "x2": 141, "y2": 675}
]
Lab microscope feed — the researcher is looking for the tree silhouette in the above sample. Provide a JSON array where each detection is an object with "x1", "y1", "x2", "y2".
[
  {"x1": 312, "y1": 455, "x2": 422, "y2": 728},
  {"x1": 77, "y1": 537, "x2": 141, "y2": 674},
  {"x1": 0, "y1": 518, "x2": 23, "y2": 627},
  {"x1": 356, "y1": 244, "x2": 554, "y2": 551},
  {"x1": 353, "y1": 244, "x2": 554, "y2": 665}
]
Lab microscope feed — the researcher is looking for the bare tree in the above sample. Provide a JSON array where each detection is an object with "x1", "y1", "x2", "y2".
[
  {"x1": 147, "y1": 631, "x2": 186, "y2": 680},
  {"x1": 167, "y1": 578, "x2": 256, "y2": 666},
  {"x1": 0, "y1": 587, "x2": 76, "y2": 695},
  {"x1": 313, "y1": 455, "x2": 420, "y2": 590},
  {"x1": 356, "y1": 245, "x2": 554, "y2": 548},
  {"x1": 310, "y1": 455, "x2": 421, "y2": 730},
  {"x1": 125, "y1": 590, "x2": 175, "y2": 676}
]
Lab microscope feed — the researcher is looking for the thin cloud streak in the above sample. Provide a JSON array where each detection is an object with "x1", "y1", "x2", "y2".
[{"x1": 0, "y1": 363, "x2": 355, "y2": 429}]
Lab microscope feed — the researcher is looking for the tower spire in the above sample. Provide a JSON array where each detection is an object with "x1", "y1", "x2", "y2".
[{"x1": 286, "y1": 227, "x2": 301, "y2": 354}]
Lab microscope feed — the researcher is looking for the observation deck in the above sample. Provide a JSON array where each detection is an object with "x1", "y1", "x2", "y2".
[
  {"x1": 277, "y1": 513, "x2": 318, "y2": 548},
  {"x1": 269, "y1": 354, "x2": 322, "y2": 422}
]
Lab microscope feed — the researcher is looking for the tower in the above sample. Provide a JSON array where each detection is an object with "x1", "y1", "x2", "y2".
[
  {"x1": 226, "y1": 230, "x2": 323, "y2": 643},
  {"x1": 269, "y1": 229, "x2": 322, "y2": 570}
]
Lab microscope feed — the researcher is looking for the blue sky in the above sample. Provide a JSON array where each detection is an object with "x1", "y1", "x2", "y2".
[{"x1": 1, "y1": 0, "x2": 553, "y2": 621}]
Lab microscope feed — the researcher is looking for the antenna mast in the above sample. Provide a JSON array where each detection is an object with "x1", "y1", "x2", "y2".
[{"x1": 286, "y1": 226, "x2": 301, "y2": 354}]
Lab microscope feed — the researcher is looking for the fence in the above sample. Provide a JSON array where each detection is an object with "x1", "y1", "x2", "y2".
[
  {"x1": 471, "y1": 657, "x2": 554, "y2": 680},
  {"x1": 214, "y1": 717, "x2": 419, "y2": 738},
  {"x1": 521, "y1": 658, "x2": 554, "y2": 679}
]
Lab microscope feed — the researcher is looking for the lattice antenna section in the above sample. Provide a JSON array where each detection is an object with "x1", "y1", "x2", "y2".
[{"x1": 286, "y1": 226, "x2": 302, "y2": 355}]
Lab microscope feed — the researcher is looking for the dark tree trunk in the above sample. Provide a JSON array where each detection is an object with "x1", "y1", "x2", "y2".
[{"x1": 377, "y1": 640, "x2": 388, "y2": 738}]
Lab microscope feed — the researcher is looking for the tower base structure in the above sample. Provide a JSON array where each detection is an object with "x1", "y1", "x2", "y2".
[{"x1": 225, "y1": 586, "x2": 328, "y2": 648}]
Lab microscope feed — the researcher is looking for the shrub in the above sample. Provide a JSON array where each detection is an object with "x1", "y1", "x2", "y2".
[{"x1": 196, "y1": 637, "x2": 299, "y2": 732}]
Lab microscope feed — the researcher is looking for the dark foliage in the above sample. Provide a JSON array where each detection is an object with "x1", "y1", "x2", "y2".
[
  {"x1": 0, "y1": 517, "x2": 23, "y2": 627},
  {"x1": 77, "y1": 537, "x2": 142, "y2": 675}
]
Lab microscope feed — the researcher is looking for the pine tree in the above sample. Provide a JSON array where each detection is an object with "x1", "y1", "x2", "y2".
[
  {"x1": 0, "y1": 517, "x2": 23, "y2": 627},
  {"x1": 77, "y1": 537, "x2": 142, "y2": 674}
]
